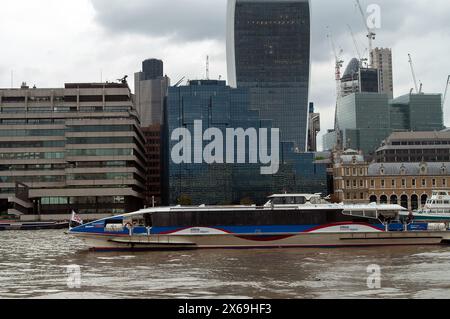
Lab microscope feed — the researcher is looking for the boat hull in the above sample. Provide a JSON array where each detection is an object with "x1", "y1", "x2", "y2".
[
  {"x1": 0, "y1": 222, "x2": 69, "y2": 231},
  {"x1": 72, "y1": 230, "x2": 450, "y2": 251}
]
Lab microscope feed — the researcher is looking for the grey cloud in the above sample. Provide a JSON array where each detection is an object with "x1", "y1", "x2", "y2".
[
  {"x1": 90, "y1": 0, "x2": 450, "y2": 64},
  {"x1": 90, "y1": 0, "x2": 227, "y2": 41}
]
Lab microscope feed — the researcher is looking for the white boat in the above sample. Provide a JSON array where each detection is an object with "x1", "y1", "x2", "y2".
[
  {"x1": 69, "y1": 193, "x2": 450, "y2": 251},
  {"x1": 400, "y1": 191, "x2": 450, "y2": 222}
]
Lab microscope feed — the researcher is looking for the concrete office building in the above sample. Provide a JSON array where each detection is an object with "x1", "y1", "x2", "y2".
[
  {"x1": 308, "y1": 103, "x2": 320, "y2": 152},
  {"x1": 134, "y1": 59, "x2": 170, "y2": 127},
  {"x1": 0, "y1": 82, "x2": 146, "y2": 221},
  {"x1": 371, "y1": 48, "x2": 394, "y2": 99},
  {"x1": 142, "y1": 124, "x2": 162, "y2": 207},
  {"x1": 227, "y1": 0, "x2": 311, "y2": 151},
  {"x1": 376, "y1": 131, "x2": 450, "y2": 163}
]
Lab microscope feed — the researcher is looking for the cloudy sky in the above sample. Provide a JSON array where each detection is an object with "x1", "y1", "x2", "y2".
[{"x1": 1, "y1": 0, "x2": 449, "y2": 148}]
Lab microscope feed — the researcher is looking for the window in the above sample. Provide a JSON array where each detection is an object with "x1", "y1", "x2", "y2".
[
  {"x1": 370, "y1": 180, "x2": 375, "y2": 188},
  {"x1": 422, "y1": 179, "x2": 426, "y2": 187},
  {"x1": 402, "y1": 179, "x2": 406, "y2": 187},
  {"x1": 412, "y1": 179, "x2": 416, "y2": 187},
  {"x1": 381, "y1": 180, "x2": 385, "y2": 188}
]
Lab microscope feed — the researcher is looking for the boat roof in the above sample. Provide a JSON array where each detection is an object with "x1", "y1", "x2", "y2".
[
  {"x1": 268, "y1": 193, "x2": 322, "y2": 199},
  {"x1": 343, "y1": 203, "x2": 407, "y2": 211}
]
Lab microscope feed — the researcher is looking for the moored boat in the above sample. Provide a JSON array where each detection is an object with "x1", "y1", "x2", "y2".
[
  {"x1": 0, "y1": 221, "x2": 69, "y2": 231},
  {"x1": 69, "y1": 193, "x2": 450, "y2": 251},
  {"x1": 399, "y1": 191, "x2": 450, "y2": 222}
]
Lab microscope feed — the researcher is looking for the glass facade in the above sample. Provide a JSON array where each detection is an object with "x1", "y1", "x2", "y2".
[
  {"x1": 228, "y1": 0, "x2": 311, "y2": 151},
  {"x1": 164, "y1": 80, "x2": 327, "y2": 205},
  {"x1": 331, "y1": 92, "x2": 445, "y2": 155}
]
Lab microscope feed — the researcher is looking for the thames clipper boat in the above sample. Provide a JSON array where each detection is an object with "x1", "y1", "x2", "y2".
[
  {"x1": 400, "y1": 191, "x2": 450, "y2": 222},
  {"x1": 69, "y1": 194, "x2": 450, "y2": 251}
]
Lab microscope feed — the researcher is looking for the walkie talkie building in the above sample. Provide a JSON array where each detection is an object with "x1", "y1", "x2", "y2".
[{"x1": 227, "y1": 0, "x2": 311, "y2": 151}]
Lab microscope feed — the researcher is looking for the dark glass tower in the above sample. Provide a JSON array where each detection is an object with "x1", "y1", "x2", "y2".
[
  {"x1": 227, "y1": 0, "x2": 311, "y2": 151},
  {"x1": 142, "y1": 59, "x2": 163, "y2": 80}
]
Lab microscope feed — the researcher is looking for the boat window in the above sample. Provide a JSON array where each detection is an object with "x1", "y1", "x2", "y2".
[
  {"x1": 104, "y1": 218, "x2": 122, "y2": 225},
  {"x1": 144, "y1": 213, "x2": 152, "y2": 227}
]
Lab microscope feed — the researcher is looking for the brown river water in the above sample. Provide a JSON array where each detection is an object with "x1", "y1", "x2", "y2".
[{"x1": 0, "y1": 230, "x2": 449, "y2": 299}]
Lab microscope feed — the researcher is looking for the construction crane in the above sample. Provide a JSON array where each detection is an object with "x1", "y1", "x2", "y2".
[
  {"x1": 174, "y1": 76, "x2": 186, "y2": 87},
  {"x1": 326, "y1": 27, "x2": 344, "y2": 150},
  {"x1": 326, "y1": 27, "x2": 344, "y2": 98},
  {"x1": 443, "y1": 75, "x2": 450, "y2": 109},
  {"x1": 408, "y1": 54, "x2": 420, "y2": 94},
  {"x1": 355, "y1": 0, "x2": 376, "y2": 67},
  {"x1": 347, "y1": 24, "x2": 369, "y2": 68}
]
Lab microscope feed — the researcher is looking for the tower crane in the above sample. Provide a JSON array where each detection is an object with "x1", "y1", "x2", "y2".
[
  {"x1": 326, "y1": 27, "x2": 344, "y2": 150},
  {"x1": 347, "y1": 24, "x2": 368, "y2": 68},
  {"x1": 408, "y1": 54, "x2": 420, "y2": 94},
  {"x1": 355, "y1": 0, "x2": 376, "y2": 67},
  {"x1": 443, "y1": 75, "x2": 450, "y2": 109},
  {"x1": 326, "y1": 27, "x2": 344, "y2": 99}
]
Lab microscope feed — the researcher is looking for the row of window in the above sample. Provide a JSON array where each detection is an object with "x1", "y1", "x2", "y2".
[
  {"x1": 343, "y1": 167, "x2": 367, "y2": 176},
  {"x1": 41, "y1": 196, "x2": 125, "y2": 205},
  {"x1": 0, "y1": 175, "x2": 64, "y2": 183},
  {"x1": 67, "y1": 137, "x2": 134, "y2": 145},
  {"x1": 0, "y1": 162, "x2": 131, "y2": 171},
  {"x1": 67, "y1": 173, "x2": 133, "y2": 181},
  {"x1": 67, "y1": 148, "x2": 133, "y2": 157},
  {"x1": 371, "y1": 178, "x2": 448, "y2": 188},
  {"x1": 0, "y1": 141, "x2": 65, "y2": 149},
  {"x1": 0, "y1": 152, "x2": 65, "y2": 160}
]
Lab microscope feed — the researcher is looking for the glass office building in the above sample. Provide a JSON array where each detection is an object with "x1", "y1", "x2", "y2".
[
  {"x1": 390, "y1": 94, "x2": 444, "y2": 132},
  {"x1": 324, "y1": 92, "x2": 445, "y2": 156},
  {"x1": 227, "y1": 0, "x2": 311, "y2": 151},
  {"x1": 164, "y1": 80, "x2": 327, "y2": 205}
]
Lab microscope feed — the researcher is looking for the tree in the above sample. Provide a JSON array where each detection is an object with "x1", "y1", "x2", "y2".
[
  {"x1": 240, "y1": 197, "x2": 255, "y2": 206},
  {"x1": 177, "y1": 194, "x2": 193, "y2": 206}
]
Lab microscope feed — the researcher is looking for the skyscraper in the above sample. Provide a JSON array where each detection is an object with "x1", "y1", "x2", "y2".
[
  {"x1": 227, "y1": 0, "x2": 311, "y2": 151},
  {"x1": 371, "y1": 48, "x2": 394, "y2": 99},
  {"x1": 142, "y1": 59, "x2": 164, "y2": 80},
  {"x1": 134, "y1": 59, "x2": 170, "y2": 127}
]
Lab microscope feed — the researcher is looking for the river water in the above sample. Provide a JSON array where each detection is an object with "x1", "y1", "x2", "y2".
[{"x1": 0, "y1": 230, "x2": 449, "y2": 299}]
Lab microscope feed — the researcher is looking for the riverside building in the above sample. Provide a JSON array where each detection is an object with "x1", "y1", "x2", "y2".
[
  {"x1": 0, "y1": 82, "x2": 146, "y2": 221},
  {"x1": 164, "y1": 80, "x2": 327, "y2": 205}
]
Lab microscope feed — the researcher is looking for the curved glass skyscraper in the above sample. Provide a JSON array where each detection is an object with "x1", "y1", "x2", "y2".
[{"x1": 227, "y1": 0, "x2": 311, "y2": 151}]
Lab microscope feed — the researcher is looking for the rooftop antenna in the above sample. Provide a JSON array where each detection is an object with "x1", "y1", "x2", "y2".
[{"x1": 206, "y1": 55, "x2": 210, "y2": 80}]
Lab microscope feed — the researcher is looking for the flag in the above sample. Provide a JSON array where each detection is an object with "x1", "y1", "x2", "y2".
[{"x1": 69, "y1": 210, "x2": 83, "y2": 229}]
